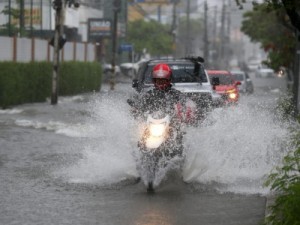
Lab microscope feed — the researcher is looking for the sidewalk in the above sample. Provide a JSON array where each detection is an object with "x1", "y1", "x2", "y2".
[
  {"x1": 102, "y1": 72, "x2": 132, "y2": 84},
  {"x1": 265, "y1": 194, "x2": 276, "y2": 216}
]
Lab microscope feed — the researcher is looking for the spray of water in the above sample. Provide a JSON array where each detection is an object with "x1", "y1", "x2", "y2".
[
  {"x1": 59, "y1": 89, "x2": 140, "y2": 186},
  {"x1": 182, "y1": 97, "x2": 293, "y2": 194},
  {"x1": 46, "y1": 88, "x2": 294, "y2": 194}
]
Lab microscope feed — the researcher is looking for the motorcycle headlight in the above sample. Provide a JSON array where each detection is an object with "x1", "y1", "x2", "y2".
[
  {"x1": 228, "y1": 92, "x2": 237, "y2": 99},
  {"x1": 226, "y1": 89, "x2": 237, "y2": 100},
  {"x1": 149, "y1": 123, "x2": 166, "y2": 137}
]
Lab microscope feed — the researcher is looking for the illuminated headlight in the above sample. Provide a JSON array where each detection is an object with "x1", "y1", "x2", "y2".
[
  {"x1": 277, "y1": 70, "x2": 284, "y2": 77},
  {"x1": 228, "y1": 92, "x2": 237, "y2": 99},
  {"x1": 149, "y1": 123, "x2": 166, "y2": 137},
  {"x1": 226, "y1": 89, "x2": 237, "y2": 100}
]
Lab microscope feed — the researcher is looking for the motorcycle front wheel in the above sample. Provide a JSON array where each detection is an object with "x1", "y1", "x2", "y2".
[{"x1": 147, "y1": 181, "x2": 154, "y2": 193}]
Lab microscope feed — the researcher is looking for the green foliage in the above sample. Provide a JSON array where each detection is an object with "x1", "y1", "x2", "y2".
[
  {"x1": 241, "y1": 3, "x2": 296, "y2": 70},
  {"x1": 0, "y1": 62, "x2": 52, "y2": 108},
  {"x1": 235, "y1": 0, "x2": 300, "y2": 11},
  {"x1": 59, "y1": 61, "x2": 102, "y2": 95},
  {"x1": 264, "y1": 76, "x2": 300, "y2": 225},
  {"x1": 0, "y1": 62, "x2": 102, "y2": 109},
  {"x1": 127, "y1": 20, "x2": 173, "y2": 56},
  {"x1": 275, "y1": 91, "x2": 295, "y2": 121},
  {"x1": 0, "y1": 4, "x2": 27, "y2": 36},
  {"x1": 264, "y1": 133, "x2": 300, "y2": 225}
]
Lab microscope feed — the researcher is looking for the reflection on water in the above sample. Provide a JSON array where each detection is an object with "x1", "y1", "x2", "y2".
[{"x1": 134, "y1": 208, "x2": 172, "y2": 225}]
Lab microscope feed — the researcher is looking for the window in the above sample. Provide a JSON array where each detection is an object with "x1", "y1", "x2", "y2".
[
  {"x1": 209, "y1": 74, "x2": 234, "y2": 85},
  {"x1": 144, "y1": 62, "x2": 207, "y2": 84},
  {"x1": 232, "y1": 73, "x2": 244, "y2": 81}
]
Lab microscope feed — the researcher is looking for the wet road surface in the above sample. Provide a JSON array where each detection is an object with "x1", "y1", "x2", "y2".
[{"x1": 0, "y1": 74, "x2": 290, "y2": 225}]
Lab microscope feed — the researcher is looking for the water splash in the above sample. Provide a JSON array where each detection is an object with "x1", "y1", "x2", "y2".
[
  {"x1": 0, "y1": 109, "x2": 23, "y2": 114},
  {"x1": 182, "y1": 96, "x2": 293, "y2": 194},
  {"x1": 51, "y1": 87, "x2": 294, "y2": 195},
  {"x1": 59, "y1": 89, "x2": 140, "y2": 185}
]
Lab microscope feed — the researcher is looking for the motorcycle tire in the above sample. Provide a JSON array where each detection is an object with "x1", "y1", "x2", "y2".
[{"x1": 147, "y1": 181, "x2": 154, "y2": 193}]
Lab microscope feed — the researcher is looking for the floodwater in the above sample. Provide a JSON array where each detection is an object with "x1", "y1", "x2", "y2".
[{"x1": 0, "y1": 74, "x2": 294, "y2": 225}]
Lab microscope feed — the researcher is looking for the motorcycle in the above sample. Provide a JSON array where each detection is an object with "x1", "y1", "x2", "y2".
[{"x1": 132, "y1": 108, "x2": 185, "y2": 192}]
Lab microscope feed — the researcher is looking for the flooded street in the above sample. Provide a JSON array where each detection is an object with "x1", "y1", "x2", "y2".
[{"x1": 0, "y1": 75, "x2": 293, "y2": 225}]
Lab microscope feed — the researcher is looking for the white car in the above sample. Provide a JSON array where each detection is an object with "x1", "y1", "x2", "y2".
[
  {"x1": 255, "y1": 67, "x2": 275, "y2": 78},
  {"x1": 247, "y1": 59, "x2": 261, "y2": 71},
  {"x1": 231, "y1": 70, "x2": 254, "y2": 94},
  {"x1": 102, "y1": 63, "x2": 121, "y2": 76},
  {"x1": 120, "y1": 59, "x2": 148, "y2": 78}
]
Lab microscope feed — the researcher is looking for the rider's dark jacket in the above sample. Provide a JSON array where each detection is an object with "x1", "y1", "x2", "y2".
[{"x1": 136, "y1": 85, "x2": 185, "y2": 118}]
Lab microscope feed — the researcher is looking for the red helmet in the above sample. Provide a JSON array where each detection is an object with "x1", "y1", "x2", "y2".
[{"x1": 152, "y1": 63, "x2": 172, "y2": 90}]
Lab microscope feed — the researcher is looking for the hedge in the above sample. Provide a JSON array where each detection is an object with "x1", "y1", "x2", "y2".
[{"x1": 0, "y1": 61, "x2": 102, "y2": 108}]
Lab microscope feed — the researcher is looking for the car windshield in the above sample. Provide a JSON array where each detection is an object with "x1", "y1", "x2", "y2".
[
  {"x1": 144, "y1": 62, "x2": 207, "y2": 84},
  {"x1": 209, "y1": 74, "x2": 234, "y2": 85},
  {"x1": 232, "y1": 73, "x2": 244, "y2": 81}
]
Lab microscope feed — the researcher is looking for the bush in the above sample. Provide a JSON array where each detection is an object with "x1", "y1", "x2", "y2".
[
  {"x1": 59, "y1": 61, "x2": 102, "y2": 95},
  {"x1": 0, "y1": 61, "x2": 102, "y2": 108},
  {"x1": 264, "y1": 134, "x2": 300, "y2": 225},
  {"x1": 275, "y1": 91, "x2": 295, "y2": 121}
]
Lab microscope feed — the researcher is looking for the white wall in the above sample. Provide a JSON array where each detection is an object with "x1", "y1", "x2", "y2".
[{"x1": 0, "y1": 1, "x2": 103, "y2": 42}]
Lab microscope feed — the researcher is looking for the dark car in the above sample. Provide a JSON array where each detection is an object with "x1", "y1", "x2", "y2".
[{"x1": 129, "y1": 57, "x2": 220, "y2": 118}]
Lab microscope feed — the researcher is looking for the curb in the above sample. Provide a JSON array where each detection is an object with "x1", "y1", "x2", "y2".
[{"x1": 265, "y1": 194, "x2": 276, "y2": 218}]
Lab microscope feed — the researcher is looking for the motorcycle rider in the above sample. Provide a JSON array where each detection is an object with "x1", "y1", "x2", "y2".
[
  {"x1": 131, "y1": 63, "x2": 188, "y2": 124},
  {"x1": 131, "y1": 63, "x2": 189, "y2": 159}
]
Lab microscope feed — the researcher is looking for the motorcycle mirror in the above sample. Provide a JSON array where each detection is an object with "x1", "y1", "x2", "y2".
[
  {"x1": 132, "y1": 79, "x2": 138, "y2": 89},
  {"x1": 127, "y1": 99, "x2": 135, "y2": 107}
]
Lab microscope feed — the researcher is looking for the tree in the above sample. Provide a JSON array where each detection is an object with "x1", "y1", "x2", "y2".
[
  {"x1": 126, "y1": 19, "x2": 173, "y2": 57},
  {"x1": 241, "y1": 3, "x2": 295, "y2": 70},
  {"x1": 236, "y1": 3, "x2": 300, "y2": 224},
  {"x1": 0, "y1": 0, "x2": 26, "y2": 37},
  {"x1": 236, "y1": 0, "x2": 300, "y2": 31},
  {"x1": 237, "y1": 0, "x2": 300, "y2": 116}
]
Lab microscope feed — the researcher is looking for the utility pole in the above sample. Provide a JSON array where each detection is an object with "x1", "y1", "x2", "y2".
[
  {"x1": 219, "y1": 0, "x2": 226, "y2": 69},
  {"x1": 212, "y1": 5, "x2": 218, "y2": 67},
  {"x1": 51, "y1": 0, "x2": 79, "y2": 105},
  {"x1": 294, "y1": 30, "x2": 300, "y2": 116},
  {"x1": 157, "y1": 5, "x2": 161, "y2": 23},
  {"x1": 8, "y1": 0, "x2": 11, "y2": 36},
  {"x1": 110, "y1": 0, "x2": 121, "y2": 91},
  {"x1": 19, "y1": 0, "x2": 25, "y2": 37},
  {"x1": 185, "y1": 0, "x2": 190, "y2": 55},
  {"x1": 226, "y1": 0, "x2": 232, "y2": 68},
  {"x1": 51, "y1": 0, "x2": 65, "y2": 105},
  {"x1": 203, "y1": 1, "x2": 209, "y2": 66},
  {"x1": 30, "y1": 0, "x2": 33, "y2": 37},
  {"x1": 40, "y1": 0, "x2": 43, "y2": 37},
  {"x1": 171, "y1": 0, "x2": 179, "y2": 57}
]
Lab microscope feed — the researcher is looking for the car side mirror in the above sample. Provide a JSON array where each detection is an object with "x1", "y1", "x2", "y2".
[
  {"x1": 132, "y1": 79, "x2": 138, "y2": 89},
  {"x1": 211, "y1": 77, "x2": 220, "y2": 90}
]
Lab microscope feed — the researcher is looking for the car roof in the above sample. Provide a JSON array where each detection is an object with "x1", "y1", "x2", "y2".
[
  {"x1": 230, "y1": 70, "x2": 245, "y2": 74},
  {"x1": 259, "y1": 68, "x2": 274, "y2": 72},
  {"x1": 146, "y1": 57, "x2": 205, "y2": 65},
  {"x1": 206, "y1": 70, "x2": 231, "y2": 75}
]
